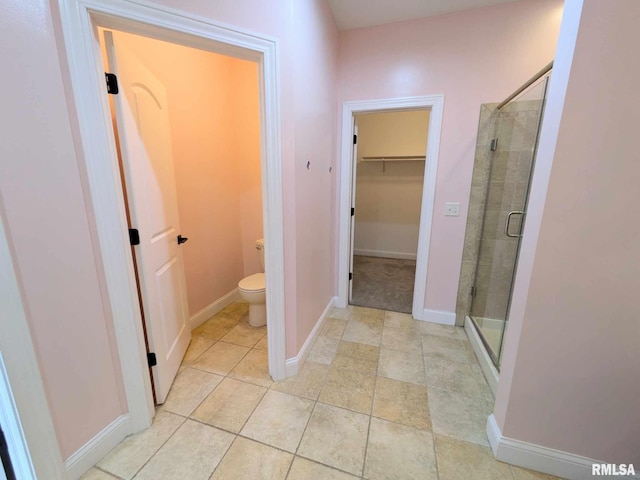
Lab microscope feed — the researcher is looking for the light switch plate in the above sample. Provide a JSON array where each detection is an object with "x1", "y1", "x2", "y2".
[{"x1": 445, "y1": 202, "x2": 461, "y2": 216}]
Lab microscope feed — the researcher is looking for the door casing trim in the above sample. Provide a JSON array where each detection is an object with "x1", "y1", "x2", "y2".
[
  {"x1": 336, "y1": 95, "x2": 445, "y2": 320},
  {"x1": 56, "y1": 0, "x2": 287, "y2": 436}
]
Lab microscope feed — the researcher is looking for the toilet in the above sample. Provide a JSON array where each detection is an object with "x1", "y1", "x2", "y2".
[{"x1": 238, "y1": 239, "x2": 266, "y2": 327}]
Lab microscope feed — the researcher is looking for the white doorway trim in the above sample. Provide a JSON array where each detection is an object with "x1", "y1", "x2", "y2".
[
  {"x1": 0, "y1": 214, "x2": 65, "y2": 479},
  {"x1": 336, "y1": 96, "x2": 445, "y2": 320},
  {"x1": 56, "y1": 0, "x2": 287, "y2": 437}
]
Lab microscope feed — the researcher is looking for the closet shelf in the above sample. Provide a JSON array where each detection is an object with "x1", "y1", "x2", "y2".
[
  {"x1": 360, "y1": 155, "x2": 425, "y2": 173},
  {"x1": 360, "y1": 155, "x2": 425, "y2": 162}
]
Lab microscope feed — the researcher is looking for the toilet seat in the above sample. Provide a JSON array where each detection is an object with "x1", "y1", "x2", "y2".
[{"x1": 238, "y1": 273, "x2": 265, "y2": 292}]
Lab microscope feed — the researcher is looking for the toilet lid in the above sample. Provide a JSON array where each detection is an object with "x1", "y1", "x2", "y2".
[{"x1": 238, "y1": 273, "x2": 265, "y2": 291}]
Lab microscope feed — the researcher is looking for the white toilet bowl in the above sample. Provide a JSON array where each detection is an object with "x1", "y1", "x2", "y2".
[
  {"x1": 238, "y1": 239, "x2": 266, "y2": 327},
  {"x1": 238, "y1": 273, "x2": 266, "y2": 327}
]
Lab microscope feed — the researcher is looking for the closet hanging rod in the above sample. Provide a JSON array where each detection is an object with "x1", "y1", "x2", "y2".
[{"x1": 360, "y1": 155, "x2": 426, "y2": 161}]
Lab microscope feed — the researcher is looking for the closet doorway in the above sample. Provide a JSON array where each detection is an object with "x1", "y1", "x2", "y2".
[{"x1": 350, "y1": 110, "x2": 430, "y2": 313}]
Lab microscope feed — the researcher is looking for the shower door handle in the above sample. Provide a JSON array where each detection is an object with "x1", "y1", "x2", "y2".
[{"x1": 504, "y1": 211, "x2": 524, "y2": 238}]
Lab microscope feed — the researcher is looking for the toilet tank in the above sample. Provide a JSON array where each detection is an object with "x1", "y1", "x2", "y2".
[{"x1": 256, "y1": 239, "x2": 265, "y2": 271}]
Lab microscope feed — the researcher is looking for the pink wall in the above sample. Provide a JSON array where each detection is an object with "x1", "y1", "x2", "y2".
[
  {"x1": 0, "y1": 0, "x2": 338, "y2": 458},
  {"x1": 233, "y1": 61, "x2": 264, "y2": 277},
  {"x1": 106, "y1": 32, "x2": 263, "y2": 316},
  {"x1": 292, "y1": 0, "x2": 340, "y2": 352},
  {"x1": 0, "y1": 2, "x2": 127, "y2": 458},
  {"x1": 494, "y1": 0, "x2": 640, "y2": 464},
  {"x1": 337, "y1": 0, "x2": 564, "y2": 315}
]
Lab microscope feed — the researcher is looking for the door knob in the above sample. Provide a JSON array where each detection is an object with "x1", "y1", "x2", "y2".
[{"x1": 177, "y1": 235, "x2": 189, "y2": 245}]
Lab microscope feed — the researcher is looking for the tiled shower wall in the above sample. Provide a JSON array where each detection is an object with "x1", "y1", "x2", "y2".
[{"x1": 456, "y1": 100, "x2": 543, "y2": 326}]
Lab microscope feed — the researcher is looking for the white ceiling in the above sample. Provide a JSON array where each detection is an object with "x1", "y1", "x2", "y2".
[{"x1": 327, "y1": 0, "x2": 522, "y2": 30}]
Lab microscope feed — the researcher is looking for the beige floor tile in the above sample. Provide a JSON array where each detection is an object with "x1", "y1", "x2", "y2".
[
  {"x1": 381, "y1": 326, "x2": 422, "y2": 353},
  {"x1": 424, "y1": 357, "x2": 488, "y2": 397},
  {"x1": 364, "y1": 417, "x2": 437, "y2": 480},
  {"x1": 97, "y1": 410, "x2": 184, "y2": 479},
  {"x1": 221, "y1": 322, "x2": 266, "y2": 347},
  {"x1": 422, "y1": 337, "x2": 476, "y2": 364},
  {"x1": 217, "y1": 301, "x2": 250, "y2": 321},
  {"x1": 349, "y1": 306, "x2": 385, "y2": 322},
  {"x1": 298, "y1": 403, "x2": 369, "y2": 476},
  {"x1": 511, "y1": 465, "x2": 564, "y2": 480},
  {"x1": 342, "y1": 319, "x2": 382, "y2": 346},
  {"x1": 307, "y1": 335, "x2": 340, "y2": 365},
  {"x1": 80, "y1": 469, "x2": 120, "y2": 480},
  {"x1": 254, "y1": 334, "x2": 269, "y2": 351},
  {"x1": 422, "y1": 333, "x2": 466, "y2": 350},
  {"x1": 161, "y1": 368, "x2": 223, "y2": 417},
  {"x1": 336, "y1": 340, "x2": 380, "y2": 363},
  {"x1": 378, "y1": 348, "x2": 426, "y2": 386},
  {"x1": 241, "y1": 390, "x2": 314, "y2": 452},
  {"x1": 287, "y1": 457, "x2": 360, "y2": 480},
  {"x1": 329, "y1": 306, "x2": 353, "y2": 320},
  {"x1": 429, "y1": 387, "x2": 493, "y2": 446},
  {"x1": 332, "y1": 353, "x2": 378, "y2": 375},
  {"x1": 322, "y1": 317, "x2": 349, "y2": 339},
  {"x1": 192, "y1": 316, "x2": 239, "y2": 340},
  {"x1": 435, "y1": 434, "x2": 512, "y2": 480},
  {"x1": 182, "y1": 335, "x2": 216, "y2": 365},
  {"x1": 384, "y1": 311, "x2": 416, "y2": 329},
  {"x1": 211, "y1": 437, "x2": 292, "y2": 480},
  {"x1": 134, "y1": 420, "x2": 234, "y2": 480},
  {"x1": 191, "y1": 341, "x2": 249, "y2": 376},
  {"x1": 229, "y1": 348, "x2": 273, "y2": 387},
  {"x1": 191, "y1": 378, "x2": 266, "y2": 433},
  {"x1": 416, "y1": 322, "x2": 466, "y2": 340},
  {"x1": 319, "y1": 367, "x2": 375, "y2": 414},
  {"x1": 271, "y1": 361, "x2": 330, "y2": 400},
  {"x1": 372, "y1": 376, "x2": 430, "y2": 430}
]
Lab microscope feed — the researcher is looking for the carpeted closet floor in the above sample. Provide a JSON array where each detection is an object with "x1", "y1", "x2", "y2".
[{"x1": 350, "y1": 255, "x2": 416, "y2": 313}]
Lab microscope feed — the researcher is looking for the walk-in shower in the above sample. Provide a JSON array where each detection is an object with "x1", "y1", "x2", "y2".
[{"x1": 457, "y1": 63, "x2": 552, "y2": 382}]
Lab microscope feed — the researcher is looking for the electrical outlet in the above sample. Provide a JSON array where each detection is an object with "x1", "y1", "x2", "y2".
[{"x1": 445, "y1": 202, "x2": 461, "y2": 217}]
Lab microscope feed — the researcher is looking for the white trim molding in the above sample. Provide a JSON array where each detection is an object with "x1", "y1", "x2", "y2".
[
  {"x1": 0, "y1": 353, "x2": 37, "y2": 480},
  {"x1": 64, "y1": 414, "x2": 129, "y2": 479},
  {"x1": 420, "y1": 308, "x2": 455, "y2": 325},
  {"x1": 336, "y1": 95, "x2": 444, "y2": 323},
  {"x1": 56, "y1": 0, "x2": 288, "y2": 441},
  {"x1": 189, "y1": 289, "x2": 240, "y2": 330},
  {"x1": 285, "y1": 297, "x2": 336, "y2": 377},
  {"x1": 487, "y1": 415, "x2": 640, "y2": 480},
  {"x1": 464, "y1": 316, "x2": 499, "y2": 396}
]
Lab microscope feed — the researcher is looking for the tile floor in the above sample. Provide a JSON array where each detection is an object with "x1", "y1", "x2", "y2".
[{"x1": 82, "y1": 303, "x2": 561, "y2": 480}]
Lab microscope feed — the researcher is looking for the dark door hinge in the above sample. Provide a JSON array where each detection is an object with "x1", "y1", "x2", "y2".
[
  {"x1": 105, "y1": 73, "x2": 119, "y2": 94},
  {"x1": 147, "y1": 352, "x2": 157, "y2": 367},
  {"x1": 351, "y1": 207, "x2": 355, "y2": 216},
  {"x1": 349, "y1": 272, "x2": 353, "y2": 281},
  {"x1": 490, "y1": 138, "x2": 498, "y2": 151},
  {"x1": 129, "y1": 228, "x2": 140, "y2": 246},
  {"x1": 471, "y1": 286, "x2": 477, "y2": 297},
  {"x1": 353, "y1": 134, "x2": 357, "y2": 145}
]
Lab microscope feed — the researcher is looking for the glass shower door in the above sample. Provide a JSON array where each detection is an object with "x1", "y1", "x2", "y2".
[{"x1": 470, "y1": 76, "x2": 549, "y2": 367}]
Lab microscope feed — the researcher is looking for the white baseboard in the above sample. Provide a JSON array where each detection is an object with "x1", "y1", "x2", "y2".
[
  {"x1": 353, "y1": 249, "x2": 417, "y2": 261},
  {"x1": 420, "y1": 308, "x2": 456, "y2": 325},
  {"x1": 464, "y1": 316, "x2": 498, "y2": 396},
  {"x1": 285, "y1": 296, "x2": 336, "y2": 377},
  {"x1": 64, "y1": 414, "x2": 129, "y2": 480},
  {"x1": 487, "y1": 415, "x2": 639, "y2": 480},
  {"x1": 189, "y1": 288, "x2": 240, "y2": 330}
]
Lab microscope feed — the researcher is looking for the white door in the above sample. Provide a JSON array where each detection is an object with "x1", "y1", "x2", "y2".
[
  {"x1": 104, "y1": 31, "x2": 191, "y2": 404},
  {"x1": 348, "y1": 124, "x2": 358, "y2": 302}
]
